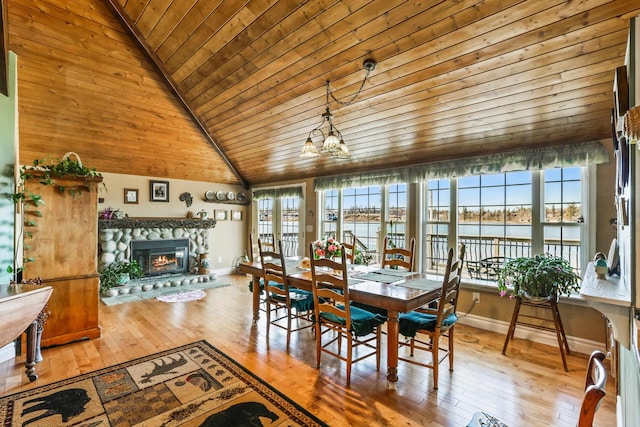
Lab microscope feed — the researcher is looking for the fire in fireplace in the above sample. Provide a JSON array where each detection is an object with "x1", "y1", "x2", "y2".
[{"x1": 130, "y1": 239, "x2": 190, "y2": 277}]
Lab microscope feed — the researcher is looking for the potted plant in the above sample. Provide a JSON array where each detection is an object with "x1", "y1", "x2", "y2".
[
  {"x1": 496, "y1": 253, "x2": 581, "y2": 300},
  {"x1": 99, "y1": 260, "x2": 143, "y2": 295}
]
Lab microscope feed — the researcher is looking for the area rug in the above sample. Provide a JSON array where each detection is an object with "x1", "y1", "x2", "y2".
[
  {"x1": 156, "y1": 290, "x2": 207, "y2": 303},
  {"x1": 0, "y1": 340, "x2": 328, "y2": 426}
]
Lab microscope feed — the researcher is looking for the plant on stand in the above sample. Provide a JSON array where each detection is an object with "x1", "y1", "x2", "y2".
[{"x1": 496, "y1": 253, "x2": 581, "y2": 300}]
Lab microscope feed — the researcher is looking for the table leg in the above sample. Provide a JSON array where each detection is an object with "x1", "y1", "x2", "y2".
[
  {"x1": 252, "y1": 275, "x2": 261, "y2": 325},
  {"x1": 25, "y1": 321, "x2": 38, "y2": 382},
  {"x1": 386, "y1": 310, "x2": 399, "y2": 389}
]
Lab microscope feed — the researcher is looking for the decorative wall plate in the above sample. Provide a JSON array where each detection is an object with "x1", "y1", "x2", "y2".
[
  {"x1": 216, "y1": 191, "x2": 226, "y2": 201},
  {"x1": 205, "y1": 190, "x2": 216, "y2": 201},
  {"x1": 236, "y1": 192, "x2": 246, "y2": 201},
  {"x1": 226, "y1": 191, "x2": 236, "y2": 201}
]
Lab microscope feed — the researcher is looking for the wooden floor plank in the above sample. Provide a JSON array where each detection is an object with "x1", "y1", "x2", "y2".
[{"x1": 0, "y1": 274, "x2": 616, "y2": 426}]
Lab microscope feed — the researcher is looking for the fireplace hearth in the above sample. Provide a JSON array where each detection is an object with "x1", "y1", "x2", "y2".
[{"x1": 131, "y1": 239, "x2": 189, "y2": 277}]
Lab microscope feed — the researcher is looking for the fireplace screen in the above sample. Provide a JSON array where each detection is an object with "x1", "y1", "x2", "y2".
[{"x1": 131, "y1": 239, "x2": 189, "y2": 276}]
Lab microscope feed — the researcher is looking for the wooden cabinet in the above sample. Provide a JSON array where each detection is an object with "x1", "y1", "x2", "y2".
[{"x1": 22, "y1": 175, "x2": 103, "y2": 347}]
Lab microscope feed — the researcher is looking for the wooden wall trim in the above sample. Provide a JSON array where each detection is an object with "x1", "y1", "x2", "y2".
[
  {"x1": 103, "y1": 0, "x2": 248, "y2": 188},
  {"x1": 0, "y1": 0, "x2": 8, "y2": 96}
]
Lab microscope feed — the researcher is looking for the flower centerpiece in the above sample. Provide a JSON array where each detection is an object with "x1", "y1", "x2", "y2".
[
  {"x1": 312, "y1": 237, "x2": 342, "y2": 259},
  {"x1": 496, "y1": 253, "x2": 581, "y2": 300}
]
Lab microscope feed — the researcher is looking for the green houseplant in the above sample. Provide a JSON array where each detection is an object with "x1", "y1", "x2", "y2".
[
  {"x1": 496, "y1": 253, "x2": 581, "y2": 299},
  {"x1": 99, "y1": 260, "x2": 143, "y2": 293}
]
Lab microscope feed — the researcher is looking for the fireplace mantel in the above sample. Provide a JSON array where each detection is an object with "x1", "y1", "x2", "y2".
[{"x1": 99, "y1": 218, "x2": 216, "y2": 230}]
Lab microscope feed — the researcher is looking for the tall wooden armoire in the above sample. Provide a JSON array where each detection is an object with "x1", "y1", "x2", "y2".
[{"x1": 22, "y1": 174, "x2": 103, "y2": 347}]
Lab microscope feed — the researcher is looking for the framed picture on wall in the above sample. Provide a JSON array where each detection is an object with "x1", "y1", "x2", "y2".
[
  {"x1": 214, "y1": 210, "x2": 228, "y2": 221},
  {"x1": 231, "y1": 210, "x2": 243, "y2": 221},
  {"x1": 124, "y1": 188, "x2": 138, "y2": 204},
  {"x1": 150, "y1": 180, "x2": 169, "y2": 202}
]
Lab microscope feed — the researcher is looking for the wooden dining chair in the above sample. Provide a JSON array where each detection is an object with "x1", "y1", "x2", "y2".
[
  {"x1": 247, "y1": 233, "x2": 275, "y2": 314},
  {"x1": 578, "y1": 350, "x2": 608, "y2": 427},
  {"x1": 467, "y1": 350, "x2": 607, "y2": 427},
  {"x1": 259, "y1": 239, "x2": 313, "y2": 348},
  {"x1": 381, "y1": 236, "x2": 415, "y2": 270},
  {"x1": 249, "y1": 233, "x2": 274, "y2": 261},
  {"x1": 309, "y1": 243, "x2": 387, "y2": 385},
  {"x1": 342, "y1": 233, "x2": 357, "y2": 263},
  {"x1": 397, "y1": 243, "x2": 466, "y2": 389}
]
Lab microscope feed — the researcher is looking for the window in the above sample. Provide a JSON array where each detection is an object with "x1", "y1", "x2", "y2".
[
  {"x1": 256, "y1": 195, "x2": 302, "y2": 257},
  {"x1": 386, "y1": 184, "x2": 407, "y2": 248},
  {"x1": 458, "y1": 172, "x2": 533, "y2": 279},
  {"x1": 424, "y1": 167, "x2": 586, "y2": 280},
  {"x1": 319, "y1": 185, "x2": 396, "y2": 264},
  {"x1": 342, "y1": 186, "x2": 382, "y2": 262},
  {"x1": 257, "y1": 198, "x2": 273, "y2": 239},
  {"x1": 542, "y1": 167, "x2": 582, "y2": 271},
  {"x1": 280, "y1": 197, "x2": 301, "y2": 256},
  {"x1": 424, "y1": 179, "x2": 450, "y2": 274},
  {"x1": 321, "y1": 189, "x2": 339, "y2": 238}
]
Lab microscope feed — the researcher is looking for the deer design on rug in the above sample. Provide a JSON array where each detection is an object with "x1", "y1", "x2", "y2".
[{"x1": 139, "y1": 354, "x2": 188, "y2": 384}]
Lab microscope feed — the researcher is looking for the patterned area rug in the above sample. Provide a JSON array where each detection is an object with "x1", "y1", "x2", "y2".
[
  {"x1": 0, "y1": 341, "x2": 328, "y2": 426},
  {"x1": 156, "y1": 290, "x2": 207, "y2": 303}
]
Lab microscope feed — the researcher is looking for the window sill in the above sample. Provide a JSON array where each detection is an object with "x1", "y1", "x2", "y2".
[{"x1": 460, "y1": 278, "x2": 590, "y2": 307}]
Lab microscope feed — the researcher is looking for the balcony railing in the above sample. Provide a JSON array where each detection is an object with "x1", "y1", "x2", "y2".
[
  {"x1": 425, "y1": 234, "x2": 581, "y2": 279},
  {"x1": 276, "y1": 232, "x2": 580, "y2": 279}
]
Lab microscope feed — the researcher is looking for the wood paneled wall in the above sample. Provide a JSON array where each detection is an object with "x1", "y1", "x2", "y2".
[{"x1": 7, "y1": 0, "x2": 239, "y2": 184}]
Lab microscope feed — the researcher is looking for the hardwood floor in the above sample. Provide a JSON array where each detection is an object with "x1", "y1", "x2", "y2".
[{"x1": 1, "y1": 274, "x2": 616, "y2": 426}]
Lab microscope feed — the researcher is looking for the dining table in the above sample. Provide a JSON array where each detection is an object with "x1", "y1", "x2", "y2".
[{"x1": 239, "y1": 257, "x2": 444, "y2": 389}]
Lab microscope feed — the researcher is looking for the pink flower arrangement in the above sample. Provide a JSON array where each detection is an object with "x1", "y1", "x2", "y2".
[{"x1": 312, "y1": 237, "x2": 342, "y2": 259}]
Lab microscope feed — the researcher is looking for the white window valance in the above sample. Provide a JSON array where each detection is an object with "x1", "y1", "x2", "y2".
[
  {"x1": 314, "y1": 141, "x2": 609, "y2": 191},
  {"x1": 253, "y1": 186, "x2": 304, "y2": 200}
]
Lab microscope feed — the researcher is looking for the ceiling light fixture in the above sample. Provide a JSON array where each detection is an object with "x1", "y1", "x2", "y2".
[{"x1": 300, "y1": 59, "x2": 377, "y2": 159}]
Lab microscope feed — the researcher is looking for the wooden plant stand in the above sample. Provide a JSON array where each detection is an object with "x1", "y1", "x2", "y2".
[{"x1": 502, "y1": 295, "x2": 570, "y2": 371}]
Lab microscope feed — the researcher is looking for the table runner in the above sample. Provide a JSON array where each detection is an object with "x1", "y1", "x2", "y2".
[
  {"x1": 356, "y1": 272, "x2": 404, "y2": 284},
  {"x1": 394, "y1": 278, "x2": 442, "y2": 291},
  {"x1": 370, "y1": 269, "x2": 414, "y2": 277}
]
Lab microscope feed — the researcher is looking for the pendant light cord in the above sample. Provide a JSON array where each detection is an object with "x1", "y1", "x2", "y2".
[{"x1": 327, "y1": 59, "x2": 376, "y2": 106}]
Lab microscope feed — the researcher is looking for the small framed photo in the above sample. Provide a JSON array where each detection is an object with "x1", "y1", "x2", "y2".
[
  {"x1": 214, "y1": 210, "x2": 228, "y2": 221},
  {"x1": 231, "y1": 210, "x2": 243, "y2": 221},
  {"x1": 124, "y1": 188, "x2": 138, "y2": 204},
  {"x1": 150, "y1": 180, "x2": 169, "y2": 202}
]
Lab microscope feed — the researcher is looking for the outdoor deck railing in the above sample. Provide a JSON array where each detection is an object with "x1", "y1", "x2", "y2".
[{"x1": 276, "y1": 232, "x2": 580, "y2": 278}]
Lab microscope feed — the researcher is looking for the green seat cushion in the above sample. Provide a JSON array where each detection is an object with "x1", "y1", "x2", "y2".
[
  {"x1": 398, "y1": 311, "x2": 458, "y2": 337},
  {"x1": 269, "y1": 287, "x2": 313, "y2": 312},
  {"x1": 351, "y1": 301, "x2": 387, "y2": 317},
  {"x1": 320, "y1": 305, "x2": 387, "y2": 336}
]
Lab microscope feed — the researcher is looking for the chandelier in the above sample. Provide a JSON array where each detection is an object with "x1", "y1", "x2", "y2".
[{"x1": 300, "y1": 59, "x2": 377, "y2": 159}]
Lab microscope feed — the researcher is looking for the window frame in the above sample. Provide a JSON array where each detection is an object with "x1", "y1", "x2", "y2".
[{"x1": 423, "y1": 166, "x2": 592, "y2": 282}]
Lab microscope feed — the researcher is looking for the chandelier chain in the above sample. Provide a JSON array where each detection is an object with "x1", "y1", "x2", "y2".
[{"x1": 327, "y1": 67, "x2": 372, "y2": 107}]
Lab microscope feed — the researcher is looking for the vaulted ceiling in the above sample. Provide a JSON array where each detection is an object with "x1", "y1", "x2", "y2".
[{"x1": 5, "y1": 1, "x2": 640, "y2": 187}]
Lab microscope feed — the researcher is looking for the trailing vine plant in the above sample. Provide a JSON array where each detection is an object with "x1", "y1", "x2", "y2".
[{"x1": 6, "y1": 154, "x2": 103, "y2": 276}]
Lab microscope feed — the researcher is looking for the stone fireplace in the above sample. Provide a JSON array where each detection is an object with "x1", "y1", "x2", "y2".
[{"x1": 98, "y1": 218, "x2": 216, "y2": 275}]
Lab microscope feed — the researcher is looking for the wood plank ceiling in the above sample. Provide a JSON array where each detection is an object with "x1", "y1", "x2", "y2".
[{"x1": 8, "y1": 1, "x2": 640, "y2": 186}]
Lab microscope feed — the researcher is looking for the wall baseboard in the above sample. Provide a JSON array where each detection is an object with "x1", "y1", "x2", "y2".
[{"x1": 457, "y1": 312, "x2": 605, "y2": 356}]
